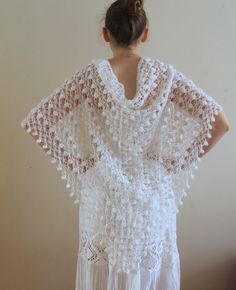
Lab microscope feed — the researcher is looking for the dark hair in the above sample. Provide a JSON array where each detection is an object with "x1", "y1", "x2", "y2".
[{"x1": 104, "y1": 0, "x2": 148, "y2": 48}]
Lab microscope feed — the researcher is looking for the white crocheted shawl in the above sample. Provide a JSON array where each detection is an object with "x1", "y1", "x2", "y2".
[{"x1": 20, "y1": 56, "x2": 223, "y2": 274}]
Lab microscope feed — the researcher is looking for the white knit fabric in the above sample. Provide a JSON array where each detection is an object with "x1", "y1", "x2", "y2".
[{"x1": 20, "y1": 56, "x2": 223, "y2": 290}]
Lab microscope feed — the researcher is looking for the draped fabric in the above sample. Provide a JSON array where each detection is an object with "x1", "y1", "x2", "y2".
[
  {"x1": 148, "y1": 66, "x2": 223, "y2": 213},
  {"x1": 20, "y1": 56, "x2": 223, "y2": 290}
]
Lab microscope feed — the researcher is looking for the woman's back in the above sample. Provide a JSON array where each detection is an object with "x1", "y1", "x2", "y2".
[{"x1": 107, "y1": 56, "x2": 143, "y2": 101}]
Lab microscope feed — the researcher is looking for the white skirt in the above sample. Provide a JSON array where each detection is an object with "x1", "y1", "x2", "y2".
[{"x1": 75, "y1": 249, "x2": 180, "y2": 290}]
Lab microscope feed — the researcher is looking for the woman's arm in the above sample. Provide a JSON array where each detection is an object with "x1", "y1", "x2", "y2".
[
  {"x1": 159, "y1": 66, "x2": 230, "y2": 174},
  {"x1": 20, "y1": 67, "x2": 95, "y2": 204},
  {"x1": 197, "y1": 111, "x2": 230, "y2": 158}
]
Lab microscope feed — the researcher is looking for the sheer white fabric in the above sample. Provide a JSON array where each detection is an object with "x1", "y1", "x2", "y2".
[{"x1": 20, "y1": 57, "x2": 223, "y2": 290}]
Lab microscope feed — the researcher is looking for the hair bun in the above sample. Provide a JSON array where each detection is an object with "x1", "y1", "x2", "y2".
[
  {"x1": 134, "y1": 0, "x2": 143, "y2": 12},
  {"x1": 105, "y1": 0, "x2": 148, "y2": 47},
  {"x1": 122, "y1": 0, "x2": 144, "y2": 15}
]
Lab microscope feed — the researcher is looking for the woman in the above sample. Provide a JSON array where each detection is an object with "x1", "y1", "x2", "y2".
[{"x1": 21, "y1": 0, "x2": 230, "y2": 289}]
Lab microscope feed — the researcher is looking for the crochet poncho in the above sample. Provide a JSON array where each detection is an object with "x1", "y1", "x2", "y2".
[{"x1": 20, "y1": 56, "x2": 223, "y2": 290}]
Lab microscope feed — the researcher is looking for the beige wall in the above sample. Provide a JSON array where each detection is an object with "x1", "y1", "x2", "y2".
[{"x1": 0, "y1": 0, "x2": 235, "y2": 289}]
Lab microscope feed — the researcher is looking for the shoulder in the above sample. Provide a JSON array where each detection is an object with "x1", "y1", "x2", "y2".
[
  {"x1": 148, "y1": 57, "x2": 174, "y2": 75},
  {"x1": 68, "y1": 61, "x2": 96, "y2": 83},
  {"x1": 148, "y1": 57, "x2": 167, "y2": 67},
  {"x1": 147, "y1": 57, "x2": 179, "y2": 84}
]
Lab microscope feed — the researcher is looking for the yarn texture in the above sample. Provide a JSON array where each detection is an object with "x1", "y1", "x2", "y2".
[{"x1": 21, "y1": 56, "x2": 223, "y2": 290}]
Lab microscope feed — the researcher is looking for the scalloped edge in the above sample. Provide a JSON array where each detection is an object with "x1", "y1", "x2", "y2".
[
  {"x1": 50, "y1": 156, "x2": 82, "y2": 204},
  {"x1": 175, "y1": 104, "x2": 224, "y2": 214},
  {"x1": 21, "y1": 115, "x2": 82, "y2": 206}
]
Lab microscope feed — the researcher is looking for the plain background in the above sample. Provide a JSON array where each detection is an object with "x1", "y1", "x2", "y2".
[{"x1": 0, "y1": 0, "x2": 235, "y2": 289}]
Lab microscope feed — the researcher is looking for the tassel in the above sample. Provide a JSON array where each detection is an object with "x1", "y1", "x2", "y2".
[
  {"x1": 207, "y1": 132, "x2": 212, "y2": 138},
  {"x1": 74, "y1": 198, "x2": 80, "y2": 204}
]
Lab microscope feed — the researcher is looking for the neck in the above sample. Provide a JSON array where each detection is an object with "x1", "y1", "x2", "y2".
[{"x1": 110, "y1": 45, "x2": 140, "y2": 59}]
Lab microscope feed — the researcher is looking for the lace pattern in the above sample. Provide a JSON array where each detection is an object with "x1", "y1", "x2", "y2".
[
  {"x1": 78, "y1": 228, "x2": 179, "y2": 272},
  {"x1": 20, "y1": 66, "x2": 98, "y2": 204},
  {"x1": 148, "y1": 65, "x2": 223, "y2": 212}
]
